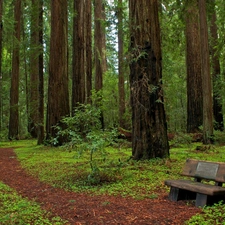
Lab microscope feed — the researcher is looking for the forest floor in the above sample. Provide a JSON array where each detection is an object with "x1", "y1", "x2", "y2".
[{"x1": 0, "y1": 148, "x2": 201, "y2": 225}]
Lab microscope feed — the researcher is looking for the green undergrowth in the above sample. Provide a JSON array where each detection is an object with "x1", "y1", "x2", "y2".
[
  {"x1": 187, "y1": 201, "x2": 225, "y2": 225},
  {"x1": 0, "y1": 181, "x2": 67, "y2": 225},
  {"x1": 2, "y1": 136, "x2": 225, "y2": 224}
]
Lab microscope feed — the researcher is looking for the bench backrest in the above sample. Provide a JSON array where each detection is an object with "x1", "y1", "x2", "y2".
[{"x1": 182, "y1": 159, "x2": 225, "y2": 183}]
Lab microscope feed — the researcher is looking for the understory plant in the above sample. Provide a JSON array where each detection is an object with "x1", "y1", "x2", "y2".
[
  {"x1": 187, "y1": 201, "x2": 225, "y2": 224},
  {"x1": 54, "y1": 103, "x2": 119, "y2": 184}
]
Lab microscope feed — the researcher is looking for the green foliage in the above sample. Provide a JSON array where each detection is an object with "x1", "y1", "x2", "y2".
[
  {"x1": 13, "y1": 136, "x2": 225, "y2": 197},
  {"x1": 52, "y1": 103, "x2": 101, "y2": 147},
  {"x1": 0, "y1": 182, "x2": 67, "y2": 224},
  {"x1": 187, "y1": 201, "x2": 225, "y2": 225},
  {"x1": 5, "y1": 137, "x2": 225, "y2": 223},
  {"x1": 161, "y1": 0, "x2": 187, "y2": 132},
  {"x1": 52, "y1": 103, "x2": 119, "y2": 184}
]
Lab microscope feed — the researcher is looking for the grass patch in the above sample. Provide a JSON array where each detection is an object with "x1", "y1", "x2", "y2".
[
  {"x1": 0, "y1": 181, "x2": 67, "y2": 225},
  {"x1": 2, "y1": 136, "x2": 225, "y2": 224}
]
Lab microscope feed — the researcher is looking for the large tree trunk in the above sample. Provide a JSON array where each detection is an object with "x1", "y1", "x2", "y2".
[
  {"x1": 198, "y1": 0, "x2": 213, "y2": 144},
  {"x1": 46, "y1": 0, "x2": 70, "y2": 145},
  {"x1": 72, "y1": 0, "x2": 92, "y2": 111},
  {"x1": 117, "y1": 0, "x2": 126, "y2": 129},
  {"x1": 94, "y1": 0, "x2": 107, "y2": 129},
  {"x1": 210, "y1": 5, "x2": 224, "y2": 131},
  {"x1": 37, "y1": 0, "x2": 44, "y2": 145},
  {"x1": 129, "y1": 0, "x2": 169, "y2": 160},
  {"x1": 28, "y1": 0, "x2": 40, "y2": 138},
  {"x1": 72, "y1": 0, "x2": 85, "y2": 110},
  {"x1": 185, "y1": 0, "x2": 203, "y2": 133},
  {"x1": 8, "y1": 0, "x2": 21, "y2": 140}
]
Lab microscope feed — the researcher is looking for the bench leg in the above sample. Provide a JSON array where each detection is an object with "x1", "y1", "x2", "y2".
[
  {"x1": 169, "y1": 187, "x2": 195, "y2": 201},
  {"x1": 196, "y1": 193, "x2": 207, "y2": 207},
  {"x1": 168, "y1": 187, "x2": 180, "y2": 201}
]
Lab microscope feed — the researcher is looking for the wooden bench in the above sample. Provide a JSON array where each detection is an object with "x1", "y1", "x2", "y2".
[{"x1": 165, "y1": 159, "x2": 225, "y2": 207}]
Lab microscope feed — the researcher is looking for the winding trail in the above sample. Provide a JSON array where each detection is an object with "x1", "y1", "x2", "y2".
[{"x1": 0, "y1": 148, "x2": 200, "y2": 224}]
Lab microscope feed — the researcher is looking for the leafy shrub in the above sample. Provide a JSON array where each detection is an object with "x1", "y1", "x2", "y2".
[{"x1": 54, "y1": 103, "x2": 119, "y2": 185}]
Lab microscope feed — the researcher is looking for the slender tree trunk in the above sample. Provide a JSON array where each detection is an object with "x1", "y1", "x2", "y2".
[
  {"x1": 210, "y1": 5, "x2": 224, "y2": 131},
  {"x1": 8, "y1": 0, "x2": 21, "y2": 140},
  {"x1": 46, "y1": 0, "x2": 70, "y2": 145},
  {"x1": 117, "y1": 0, "x2": 126, "y2": 129},
  {"x1": 185, "y1": 0, "x2": 203, "y2": 133},
  {"x1": 29, "y1": 0, "x2": 40, "y2": 138},
  {"x1": 129, "y1": 0, "x2": 169, "y2": 160},
  {"x1": 198, "y1": 0, "x2": 213, "y2": 144},
  {"x1": 37, "y1": 0, "x2": 44, "y2": 145},
  {"x1": 72, "y1": 0, "x2": 85, "y2": 111},
  {"x1": 85, "y1": 0, "x2": 92, "y2": 104}
]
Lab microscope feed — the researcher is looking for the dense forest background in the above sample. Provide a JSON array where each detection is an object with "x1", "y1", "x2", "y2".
[{"x1": 1, "y1": 0, "x2": 225, "y2": 154}]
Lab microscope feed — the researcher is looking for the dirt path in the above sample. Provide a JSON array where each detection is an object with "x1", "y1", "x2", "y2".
[{"x1": 0, "y1": 148, "x2": 201, "y2": 224}]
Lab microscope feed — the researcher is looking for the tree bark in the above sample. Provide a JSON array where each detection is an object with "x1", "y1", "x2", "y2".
[
  {"x1": 198, "y1": 0, "x2": 213, "y2": 144},
  {"x1": 72, "y1": 0, "x2": 92, "y2": 111},
  {"x1": 129, "y1": 0, "x2": 169, "y2": 160},
  {"x1": 94, "y1": 0, "x2": 107, "y2": 129},
  {"x1": 28, "y1": 0, "x2": 40, "y2": 138},
  {"x1": 72, "y1": 0, "x2": 85, "y2": 110},
  {"x1": 85, "y1": 0, "x2": 92, "y2": 104},
  {"x1": 46, "y1": 0, "x2": 70, "y2": 145},
  {"x1": 118, "y1": 0, "x2": 126, "y2": 129},
  {"x1": 185, "y1": 0, "x2": 203, "y2": 133},
  {"x1": 8, "y1": 0, "x2": 21, "y2": 140}
]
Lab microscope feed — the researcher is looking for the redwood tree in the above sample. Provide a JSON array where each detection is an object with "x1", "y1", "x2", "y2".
[
  {"x1": 72, "y1": 0, "x2": 85, "y2": 109},
  {"x1": 117, "y1": 0, "x2": 126, "y2": 129},
  {"x1": 129, "y1": 0, "x2": 169, "y2": 160},
  {"x1": 185, "y1": 0, "x2": 203, "y2": 133},
  {"x1": 46, "y1": 0, "x2": 70, "y2": 144},
  {"x1": 28, "y1": 0, "x2": 40, "y2": 138},
  {"x1": 94, "y1": 0, "x2": 107, "y2": 129},
  {"x1": 72, "y1": 0, "x2": 92, "y2": 111},
  {"x1": 8, "y1": 0, "x2": 21, "y2": 140},
  {"x1": 198, "y1": 0, "x2": 213, "y2": 143}
]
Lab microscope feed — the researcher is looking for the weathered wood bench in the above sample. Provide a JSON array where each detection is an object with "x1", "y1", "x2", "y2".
[{"x1": 165, "y1": 159, "x2": 225, "y2": 207}]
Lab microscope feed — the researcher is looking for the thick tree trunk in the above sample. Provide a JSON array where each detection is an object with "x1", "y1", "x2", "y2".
[
  {"x1": 72, "y1": 0, "x2": 92, "y2": 111},
  {"x1": 129, "y1": 0, "x2": 169, "y2": 160},
  {"x1": 198, "y1": 0, "x2": 213, "y2": 144},
  {"x1": 94, "y1": 0, "x2": 107, "y2": 129},
  {"x1": 28, "y1": 0, "x2": 40, "y2": 138},
  {"x1": 8, "y1": 0, "x2": 21, "y2": 140},
  {"x1": 46, "y1": 0, "x2": 70, "y2": 145},
  {"x1": 210, "y1": 7, "x2": 224, "y2": 131},
  {"x1": 185, "y1": 0, "x2": 203, "y2": 133},
  {"x1": 118, "y1": 0, "x2": 126, "y2": 129}
]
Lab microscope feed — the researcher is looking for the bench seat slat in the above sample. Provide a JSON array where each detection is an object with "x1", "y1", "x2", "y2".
[{"x1": 165, "y1": 179, "x2": 225, "y2": 196}]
